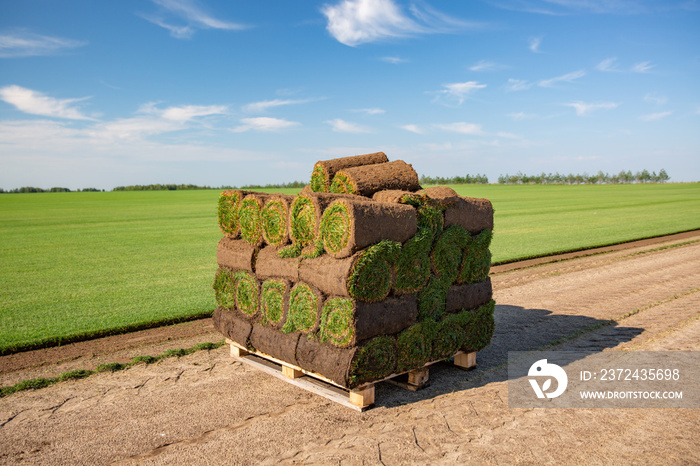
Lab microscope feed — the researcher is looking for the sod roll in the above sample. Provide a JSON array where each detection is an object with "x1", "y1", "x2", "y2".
[
  {"x1": 212, "y1": 307, "x2": 253, "y2": 349},
  {"x1": 320, "y1": 197, "x2": 417, "y2": 258},
  {"x1": 281, "y1": 282, "x2": 324, "y2": 334},
  {"x1": 396, "y1": 320, "x2": 439, "y2": 372},
  {"x1": 298, "y1": 253, "x2": 355, "y2": 297},
  {"x1": 260, "y1": 278, "x2": 290, "y2": 328},
  {"x1": 458, "y1": 229, "x2": 493, "y2": 284},
  {"x1": 329, "y1": 160, "x2": 421, "y2": 197},
  {"x1": 393, "y1": 228, "x2": 433, "y2": 295},
  {"x1": 430, "y1": 225, "x2": 471, "y2": 284},
  {"x1": 239, "y1": 193, "x2": 276, "y2": 246},
  {"x1": 255, "y1": 246, "x2": 300, "y2": 281},
  {"x1": 261, "y1": 194, "x2": 294, "y2": 247},
  {"x1": 417, "y1": 276, "x2": 450, "y2": 321},
  {"x1": 212, "y1": 267, "x2": 236, "y2": 310},
  {"x1": 311, "y1": 152, "x2": 389, "y2": 193},
  {"x1": 216, "y1": 237, "x2": 259, "y2": 273},
  {"x1": 372, "y1": 189, "x2": 424, "y2": 205},
  {"x1": 318, "y1": 295, "x2": 418, "y2": 348},
  {"x1": 417, "y1": 186, "x2": 461, "y2": 207},
  {"x1": 232, "y1": 270, "x2": 261, "y2": 321},
  {"x1": 444, "y1": 278, "x2": 493, "y2": 314},
  {"x1": 348, "y1": 335, "x2": 398, "y2": 387},
  {"x1": 444, "y1": 196, "x2": 494, "y2": 234},
  {"x1": 217, "y1": 190, "x2": 256, "y2": 237},
  {"x1": 458, "y1": 300, "x2": 496, "y2": 352},
  {"x1": 432, "y1": 313, "x2": 467, "y2": 360},
  {"x1": 249, "y1": 324, "x2": 300, "y2": 364}
]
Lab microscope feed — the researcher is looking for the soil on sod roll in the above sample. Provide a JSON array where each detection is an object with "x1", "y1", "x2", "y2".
[
  {"x1": 260, "y1": 278, "x2": 291, "y2": 328},
  {"x1": 320, "y1": 197, "x2": 417, "y2": 258},
  {"x1": 310, "y1": 152, "x2": 389, "y2": 193},
  {"x1": 239, "y1": 193, "x2": 276, "y2": 247},
  {"x1": 444, "y1": 278, "x2": 493, "y2": 314},
  {"x1": 298, "y1": 253, "x2": 355, "y2": 297},
  {"x1": 282, "y1": 282, "x2": 324, "y2": 334},
  {"x1": 329, "y1": 160, "x2": 421, "y2": 197},
  {"x1": 212, "y1": 307, "x2": 253, "y2": 349},
  {"x1": 216, "y1": 237, "x2": 259, "y2": 273},
  {"x1": 217, "y1": 190, "x2": 257, "y2": 237},
  {"x1": 249, "y1": 324, "x2": 300, "y2": 364},
  {"x1": 261, "y1": 194, "x2": 295, "y2": 247},
  {"x1": 371, "y1": 189, "x2": 424, "y2": 205},
  {"x1": 444, "y1": 197, "x2": 494, "y2": 234},
  {"x1": 318, "y1": 295, "x2": 418, "y2": 348},
  {"x1": 255, "y1": 246, "x2": 300, "y2": 281},
  {"x1": 417, "y1": 186, "x2": 461, "y2": 207}
]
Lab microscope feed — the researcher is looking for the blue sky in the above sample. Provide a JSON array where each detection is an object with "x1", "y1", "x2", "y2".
[{"x1": 1, "y1": 0, "x2": 698, "y2": 189}]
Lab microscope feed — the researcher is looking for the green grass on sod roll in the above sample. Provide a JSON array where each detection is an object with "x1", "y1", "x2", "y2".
[
  {"x1": 238, "y1": 197, "x2": 263, "y2": 245},
  {"x1": 320, "y1": 202, "x2": 351, "y2": 255},
  {"x1": 233, "y1": 270, "x2": 259, "y2": 317},
  {"x1": 347, "y1": 240, "x2": 401, "y2": 302},
  {"x1": 349, "y1": 335, "x2": 397, "y2": 386},
  {"x1": 281, "y1": 195, "x2": 316, "y2": 257},
  {"x1": 456, "y1": 300, "x2": 496, "y2": 352},
  {"x1": 329, "y1": 173, "x2": 355, "y2": 194},
  {"x1": 417, "y1": 276, "x2": 450, "y2": 321},
  {"x1": 459, "y1": 229, "x2": 493, "y2": 284},
  {"x1": 261, "y1": 279, "x2": 287, "y2": 325},
  {"x1": 431, "y1": 225, "x2": 471, "y2": 284},
  {"x1": 310, "y1": 165, "x2": 327, "y2": 192},
  {"x1": 432, "y1": 313, "x2": 467, "y2": 360},
  {"x1": 2, "y1": 183, "x2": 698, "y2": 353},
  {"x1": 261, "y1": 199, "x2": 288, "y2": 246},
  {"x1": 394, "y1": 227, "x2": 433, "y2": 294},
  {"x1": 213, "y1": 267, "x2": 236, "y2": 309},
  {"x1": 318, "y1": 297, "x2": 354, "y2": 347},
  {"x1": 282, "y1": 283, "x2": 319, "y2": 334},
  {"x1": 396, "y1": 320, "x2": 439, "y2": 372},
  {"x1": 217, "y1": 191, "x2": 241, "y2": 236}
]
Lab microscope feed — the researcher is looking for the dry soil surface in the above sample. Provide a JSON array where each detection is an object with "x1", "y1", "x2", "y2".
[{"x1": 1, "y1": 232, "x2": 699, "y2": 464}]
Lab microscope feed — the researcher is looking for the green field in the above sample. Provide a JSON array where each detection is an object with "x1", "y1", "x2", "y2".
[{"x1": 1, "y1": 183, "x2": 698, "y2": 353}]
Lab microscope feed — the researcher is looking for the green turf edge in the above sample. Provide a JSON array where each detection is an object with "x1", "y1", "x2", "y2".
[
  {"x1": 329, "y1": 172, "x2": 356, "y2": 194},
  {"x1": 0, "y1": 340, "x2": 225, "y2": 398},
  {"x1": 310, "y1": 164, "x2": 327, "y2": 192},
  {"x1": 261, "y1": 200, "x2": 288, "y2": 247},
  {"x1": 347, "y1": 240, "x2": 401, "y2": 302},
  {"x1": 320, "y1": 201, "x2": 351, "y2": 255},
  {"x1": 318, "y1": 297, "x2": 354, "y2": 347},
  {"x1": 260, "y1": 279, "x2": 287, "y2": 325}
]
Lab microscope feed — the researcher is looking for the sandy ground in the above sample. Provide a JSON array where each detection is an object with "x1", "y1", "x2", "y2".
[{"x1": 1, "y1": 232, "x2": 699, "y2": 464}]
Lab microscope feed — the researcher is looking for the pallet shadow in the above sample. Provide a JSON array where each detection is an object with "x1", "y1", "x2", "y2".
[{"x1": 375, "y1": 304, "x2": 644, "y2": 409}]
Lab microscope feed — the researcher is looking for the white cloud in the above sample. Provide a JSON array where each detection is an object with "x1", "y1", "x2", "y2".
[
  {"x1": 143, "y1": 0, "x2": 248, "y2": 39},
  {"x1": 325, "y1": 118, "x2": 371, "y2": 133},
  {"x1": 321, "y1": 0, "x2": 477, "y2": 46},
  {"x1": 352, "y1": 107, "x2": 385, "y2": 115},
  {"x1": 434, "y1": 122, "x2": 485, "y2": 135},
  {"x1": 433, "y1": 81, "x2": 487, "y2": 105},
  {"x1": 400, "y1": 124, "x2": 424, "y2": 134},
  {"x1": 639, "y1": 111, "x2": 672, "y2": 121},
  {"x1": 242, "y1": 98, "x2": 312, "y2": 113},
  {"x1": 380, "y1": 56, "x2": 408, "y2": 64},
  {"x1": 0, "y1": 85, "x2": 94, "y2": 120},
  {"x1": 564, "y1": 101, "x2": 620, "y2": 116},
  {"x1": 529, "y1": 36, "x2": 543, "y2": 53},
  {"x1": 0, "y1": 31, "x2": 87, "y2": 58},
  {"x1": 539, "y1": 70, "x2": 586, "y2": 87},
  {"x1": 505, "y1": 78, "x2": 533, "y2": 92},
  {"x1": 644, "y1": 93, "x2": 667, "y2": 105},
  {"x1": 632, "y1": 61, "x2": 655, "y2": 73},
  {"x1": 469, "y1": 60, "x2": 506, "y2": 72},
  {"x1": 596, "y1": 57, "x2": 620, "y2": 72},
  {"x1": 507, "y1": 112, "x2": 537, "y2": 120},
  {"x1": 139, "y1": 102, "x2": 228, "y2": 121},
  {"x1": 232, "y1": 117, "x2": 300, "y2": 133}
]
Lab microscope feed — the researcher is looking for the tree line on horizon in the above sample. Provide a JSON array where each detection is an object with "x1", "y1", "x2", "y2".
[{"x1": 497, "y1": 169, "x2": 669, "y2": 185}]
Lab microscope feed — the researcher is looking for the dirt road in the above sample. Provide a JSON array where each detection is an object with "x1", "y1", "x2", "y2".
[{"x1": 1, "y1": 233, "x2": 699, "y2": 464}]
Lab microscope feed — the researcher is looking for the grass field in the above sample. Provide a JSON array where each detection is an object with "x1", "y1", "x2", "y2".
[{"x1": 1, "y1": 183, "x2": 698, "y2": 353}]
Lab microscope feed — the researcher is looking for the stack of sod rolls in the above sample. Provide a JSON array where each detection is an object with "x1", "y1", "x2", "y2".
[{"x1": 213, "y1": 153, "x2": 495, "y2": 389}]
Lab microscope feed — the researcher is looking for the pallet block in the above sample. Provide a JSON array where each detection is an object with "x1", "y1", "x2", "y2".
[{"x1": 225, "y1": 339, "x2": 476, "y2": 411}]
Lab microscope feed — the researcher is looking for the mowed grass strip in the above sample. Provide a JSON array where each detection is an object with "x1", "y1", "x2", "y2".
[{"x1": 1, "y1": 183, "x2": 698, "y2": 353}]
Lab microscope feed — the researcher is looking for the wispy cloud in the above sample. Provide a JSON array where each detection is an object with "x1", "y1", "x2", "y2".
[
  {"x1": 0, "y1": 85, "x2": 94, "y2": 120},
  {"x1": 539, "y1": 70, "x2": 586, "y2": 87},
  {"x1": 139, "y1": 102, "x2": 227, "y2": 121},
  {"x1": 529, "y1": 36, "x2": 543, "y2": 53},
  {"x1": 400, "y1": 124, "x2": 424, "y2": 134},
  {"x1": 632, "y1": 61, "x2": 655, "y2": 73},
  {"x1": 380, "y1": 56, "x2": 409, "y2": 64},
  {"x1": 644, "y1": 93, "x2": 667, "y2": 105},
  {"x1": 640, "y1": 111, "x2": 672, "y2": 121},
  {"x1": 321, "y1": 0, "x2": 482, "y2": 46},
  {"x1": 564, "y1": 101, "x2": 620, "y2": 116},
  {"x1": 490, "y1": 0, "x2": 658, "y2": 15},
  {"x1": 242, "y1": 98, "x2": 312, "y2": 113},
  {"x1": 0, "y1": 31, "x2": 87, "y2": 58},
  {"x1": 596, "y1": 57, "x2": 620, "y2": 72},
  {"x1": 142, "y1": 0, "x2": 248, "y2": 39},
  {"x1": 350, "y1": 107, "x2": 385, "y2": 115},
  {"x1": 505, "y1": 78, "x2": 533, "y2": 92},
  {"x1": 326, "y1": 118, "x2": 371, "y2": 133},
  {"x1": 232, "y1": 117, "x2": 299, "y2": 133},
  {"x1": 469, "y1": 60, "x2": 507, "y2": 72},
  {"x1": 434, "y1": 122, "x2": 485, "y2": 135},
  {"x1": 507, "y1": 112, "x2": 537, "y2": 120},
  {"x1": 433, "y1": 81, "x2": 487, "y2": 105}
]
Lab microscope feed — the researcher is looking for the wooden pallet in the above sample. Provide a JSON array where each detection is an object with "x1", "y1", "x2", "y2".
[{"x1": 226, "y1": 339, "x2": 476, "y2": 411}]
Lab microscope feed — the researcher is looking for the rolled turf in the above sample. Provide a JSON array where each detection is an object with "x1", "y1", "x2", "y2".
[
  {"x1": 260, "y1": 278, "x2": 290, "y2": 328},
  {"x1": 432, "y1": 313, "x2": 467, "y2": 360},
  {"x1": 232, "y1": 270, "x2": 261, "y2": 321},
  {"x1": 217, "y1": 190, "x2": 255, "y2": 237},
  {"x1": 320, "y1": 197, "x2": 417, "y2": 258},
  {"x1": 393, "y1": 227, "x2": 433, "y2": 295},
  {"x1": 239, "y1": 193, "x2": 275, "y2": 246},
  {"x1": 444, "y1": 196, "x2": 494, "y2": 234},
  {"x1": 216, "y1": 237, "x2": 259, "y2": 273},
  {"x1": 282, "y1": 282, "x2": 323, "y2": 334},
  {"x1": 347, "y1": 240, "x2": 401, "y2": 302},
  {"x1": 444, "y1": 278, "x2": 493, "y2": 313},
  {"x1": 417, "y1": 276, "x2": 450, "y2": 322},
  {"x1": 430, "y1": 225, "x2": 471, "y2": 285},
  {"x1": 249, "y1": 324, "x2": 300, "y2": 364},
  {"x1": 457, "y1": 300, "x2": 496, "y2": 352},
  {"x1": 417, "y1": 186, "x2": 461, "y2": 207},
  {"x1": 311, "y1": 152, "x2": 389, "y2": 193},
  {"x1": 372, "y1": 189, "x2": 425, "y2": 205},
  {"x1": 458, "y1": 229, "x2": 493, "y2": 284},
  {"x1": 318, "y1": 295, "x2": 418, "y2": 348},
  {"x1": 329, "y1": 160, "x2": 421, "y2": 197},
  {"x1": 255, "y1": 246, "x2": 300, "y2": 281},
  {"x1": 261, "y1": 194, "x2": 294, "y2": 247},
  {"x1": 212, "y1": 267, "x2": 236, "y2": 310},
  {"x1": 348, "y1": 335, "x2": 398, "y2": 387},
  {"x1": 396, "y1": 320, "x2": 439, "y2": 372},
  {"x1": 212, "y1": 307, "x2": 253, "y2": 349}
]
